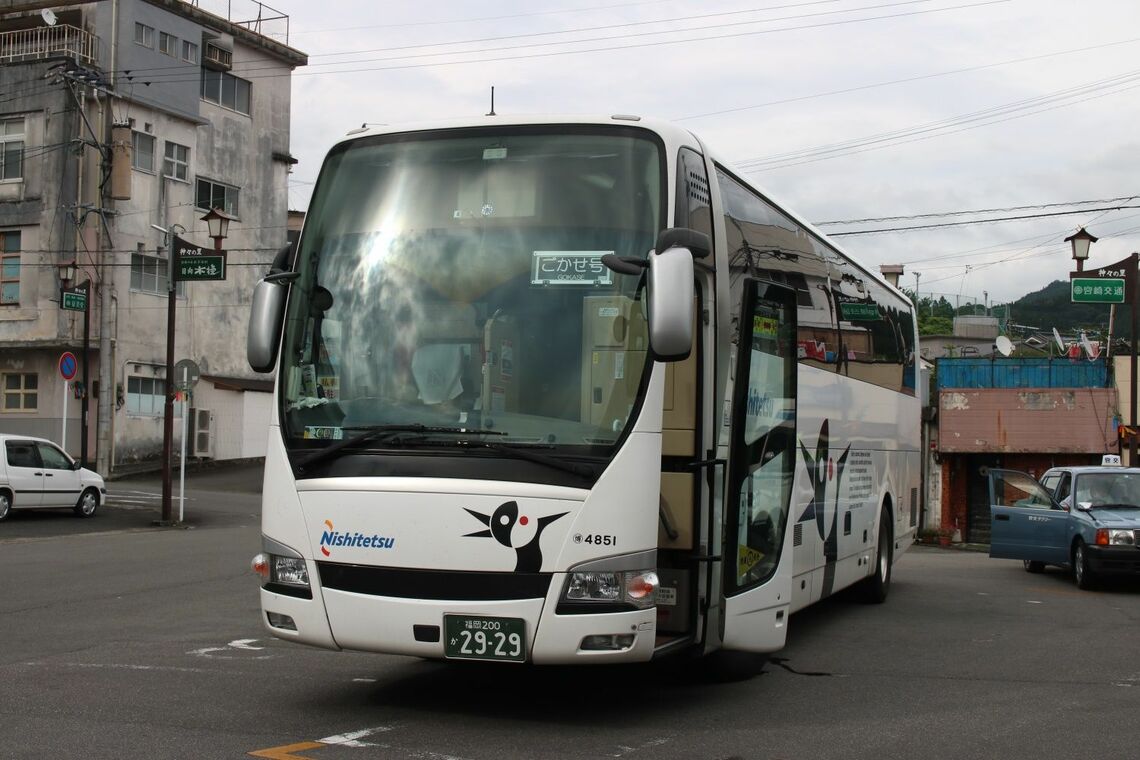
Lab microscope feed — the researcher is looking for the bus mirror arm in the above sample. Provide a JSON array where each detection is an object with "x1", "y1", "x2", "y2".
[
  {"x1": 656, "y1": 228, "x2": 710, "y2": 259},
  {"x1": 601, "y1": 254, "x2": 647, "y2": 276}
]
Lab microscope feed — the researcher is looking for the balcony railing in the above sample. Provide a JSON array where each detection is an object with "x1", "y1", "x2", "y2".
[{"x1": 0, "y1": 24, "x2": 98, "y2": 66}]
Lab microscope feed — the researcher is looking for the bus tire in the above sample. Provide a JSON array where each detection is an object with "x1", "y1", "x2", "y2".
[
  {"x1": 701, "y1": 650, "x2": 769, "y2": 682},
  {"x1": 860, "y1": 513, "x2": 892, "y2": 604},
  {"x1": 0, "y1": 490, "x2": 11, "y2": 521}
]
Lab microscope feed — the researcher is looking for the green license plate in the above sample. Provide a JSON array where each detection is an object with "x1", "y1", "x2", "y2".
[{"x1": 443, "y1": 614, "x2": 527, "y2": 662}]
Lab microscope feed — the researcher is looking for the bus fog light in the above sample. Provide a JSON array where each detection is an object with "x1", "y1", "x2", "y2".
[
  {"x1": 580, "y1": 634, "x2": 635, "y2": 651},
  {"x1": 272, "y1": 556, "x2": 310, "y2": 587},
  {"x1": 267, "y1": 612, "x2": 297, "y2": 631}
]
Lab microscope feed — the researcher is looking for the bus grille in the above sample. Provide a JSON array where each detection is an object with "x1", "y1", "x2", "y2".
[{"x1": 317, "y1": 563, "x2": 552, "y2": 601}]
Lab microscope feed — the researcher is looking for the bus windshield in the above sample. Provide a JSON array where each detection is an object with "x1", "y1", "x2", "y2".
[{"x1": 280, "y1": 127, "x2": 664, "y2": 459}]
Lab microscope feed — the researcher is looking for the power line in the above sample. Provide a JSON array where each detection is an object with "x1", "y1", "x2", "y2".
[
  {"x1": 819, "y1": 195, "x2": 1140, "y2": 226},
  {"x1": 106, "y1": 0, "x2": 1012, "y2": 85},
  {"x1": 736, "y1": 68, "x2": 1140, "y2": 169},
  {"x1": 673, "y1": 36, "x2": 1140, "y2": 121}
]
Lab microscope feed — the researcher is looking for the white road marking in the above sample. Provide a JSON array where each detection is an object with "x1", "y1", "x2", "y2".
[
  {"x1": 610, "y1": 738, "x2": 671, "y2": 757},
  {"x1": 1026, "y1": 600, "x2": 1043, "y2": 604},
  {"x1": 229, "y1": 638, "x2": 264, "y2": 650},
  {"x1": 189, "y1": 638, "x2": 274, "y2": 659},
  {"x1": 319, "y1": 727, "x2": 395, "y2": 747}
]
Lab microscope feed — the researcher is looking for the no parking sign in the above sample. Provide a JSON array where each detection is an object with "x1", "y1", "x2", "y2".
[{"x1": 59, "y1": 351, "x2": 78, "y2": 381}]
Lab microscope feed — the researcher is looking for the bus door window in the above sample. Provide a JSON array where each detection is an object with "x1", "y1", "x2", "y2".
[{"x1": 727, "y1": 281, "x2": 797, "y2": 592}]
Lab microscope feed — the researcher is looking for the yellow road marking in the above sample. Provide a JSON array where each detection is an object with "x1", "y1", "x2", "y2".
[{"x1": 248, "y1": 741, "x2": 325, "y2": 759}]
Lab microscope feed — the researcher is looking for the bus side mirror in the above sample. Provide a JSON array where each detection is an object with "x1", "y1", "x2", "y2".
[
  {"x1": 647, "y1": 244, "x2": 694, "y2": 361},
  {"x1": 248, "y1": 278, "x2": 288, "y2": 373}
]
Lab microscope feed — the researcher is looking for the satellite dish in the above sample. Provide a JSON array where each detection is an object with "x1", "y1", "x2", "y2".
[
  {"x1": 995, "y1": 335, "x2": 1013, "y2": 357},
  {"x1": 1052, "y1": 327, "x2": 1065, "y2": 353},
  {"x1": 41, "y1": 8, "x2": 58, "y2": 25},
  {"x1": 1080, "y1": 332, "x2": 1100, "y2": 361}
]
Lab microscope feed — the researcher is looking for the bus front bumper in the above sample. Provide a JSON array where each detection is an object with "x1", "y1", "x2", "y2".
[{"x1": 259, "y1": 580, "x2": 658, "y2": 664}]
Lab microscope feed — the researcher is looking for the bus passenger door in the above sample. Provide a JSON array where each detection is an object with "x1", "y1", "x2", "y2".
[{"x1": 721, "y1": 280, "x2": 797, "y2": 652}]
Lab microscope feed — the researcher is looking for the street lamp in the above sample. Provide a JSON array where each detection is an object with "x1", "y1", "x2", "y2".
[
  {"x1": 58, "y1": 260, "x2": 77, "y2": 286},
  {"x1": 200, "y1": 207, "x2": 233, "y2": 251},
  {"x1": 1065, "y1": 227, "x2": 1098, "y2": 272}
]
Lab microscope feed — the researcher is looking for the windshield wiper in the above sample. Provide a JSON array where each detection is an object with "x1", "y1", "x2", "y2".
[
  {"x1": 478, "y1": 441, "x2": 596, "y2": 480},
  {"x1": 296, "y1": 424, "x2": 502, "y2": 470}
]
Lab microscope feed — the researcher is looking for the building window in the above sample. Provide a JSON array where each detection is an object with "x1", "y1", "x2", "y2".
[
  {"x1": 163, "y1": 141, "x2": 189, "y2": 182},
  {"x1": 132, "y1": 131, "x2": 155, "y2": 172},
  {"x1": 130, "y1": 252, "x2": 184, "y2": 296},
  {"x1": 127, "y1": 375, "x2": 180, "y2": 416},
  {"x1": 2, "y1": 372, "x2": 37, "y2": 411},
  {"x1": 1, "y1": 118, "x2": 24, "y2": 181},
  {"x1": 195, "y1": 177, "x2": 239, "y2": 217},
  {"x1": 134, "y1": 22, "x2": 154, "y2": 48},
  {"x1": 159, "y1": 31, "x2": 178, "y2": 56},
  {"x1": 182, "y1": 40, "x2": 199, "y2": 63},
  {"x1": 126, "y1": 376, "x2": 184, "y2": 417},
  {"x1": 1, "y1": 230, "x2": 20, "y2": 305},
  {"x1": 200, "y1": 69, "x2": 251, "y2": 115}
]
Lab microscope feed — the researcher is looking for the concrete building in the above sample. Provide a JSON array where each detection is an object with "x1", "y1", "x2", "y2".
[{"x1": 0, "y1": 0, "x2": 306, "y2": 474}]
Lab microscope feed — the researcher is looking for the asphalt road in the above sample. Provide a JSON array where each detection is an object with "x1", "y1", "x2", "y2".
[{"x1": 2, "y1": 465, "x2": 1138, "y2": 759}]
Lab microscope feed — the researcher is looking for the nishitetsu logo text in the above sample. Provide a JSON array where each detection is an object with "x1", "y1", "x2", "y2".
[{"x1": 319, "y1": 519, "x2": 396, "y2": 557}]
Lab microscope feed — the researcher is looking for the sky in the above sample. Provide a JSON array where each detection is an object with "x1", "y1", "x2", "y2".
[{"x1": 220, "y1": 0, "x2": 1140, "y2": 308}]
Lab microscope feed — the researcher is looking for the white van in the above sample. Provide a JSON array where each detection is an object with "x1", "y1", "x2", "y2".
[{"x1": 0, "y1": 434, "x2": 106, "y2": 521}]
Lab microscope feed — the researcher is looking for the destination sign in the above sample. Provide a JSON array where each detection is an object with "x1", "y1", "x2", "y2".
[{"x1": 531, "y1": 251, "x2": 614, "y2": 286}]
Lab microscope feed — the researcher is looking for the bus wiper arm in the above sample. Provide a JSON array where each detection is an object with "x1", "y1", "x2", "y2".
[
  {"x1": 480, "y1": 442, "x2": 595, "y2": 480},
  {"x1": 296, "y1": 424, "x2": 430, "y2": 470},
  {"x1": 296, "y1": 424, "x2": 502, "y2": 470}
]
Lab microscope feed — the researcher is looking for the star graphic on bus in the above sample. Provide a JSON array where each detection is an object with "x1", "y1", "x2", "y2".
[{"x1": 464, "y1": 501, "x2": 568, "y2": 572}]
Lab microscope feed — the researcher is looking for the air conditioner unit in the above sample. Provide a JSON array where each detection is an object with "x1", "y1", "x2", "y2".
[{"x1": 190, "y1": 408, "x2": 214, "y2": 458}]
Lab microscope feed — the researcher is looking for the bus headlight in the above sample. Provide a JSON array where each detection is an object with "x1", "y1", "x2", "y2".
[
  {"x1": 1095, "y1": 529, "x2": 1137, "y2": 546},
  {"x1": 562, "y1": 569, "x2": 658, "y2": 610},
  {"x1": 251, "y1": 552, "x2": 311, "y2": 588}
]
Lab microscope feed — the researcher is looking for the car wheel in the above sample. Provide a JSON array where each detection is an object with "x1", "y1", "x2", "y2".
[
  {"x1": 1023, "y1": 560, "x2": 1045, "y2": 573},
  {"x1": 860, "y1": 512, "x2": 893, "y2": 603},
  {"x1": 74, "y1": 488, "x2": 99, "y2": 518},
  {"x1": 0, "y1": 491, "x2": 11, "y2": 521},
  {"x1": 1074, "y1": 540, "x2": 1096, "y2": 590}
]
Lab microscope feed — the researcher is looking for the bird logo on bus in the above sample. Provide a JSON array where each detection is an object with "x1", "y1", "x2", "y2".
[{"x1": 464, "y1": 501, "x2": 568, "y2": 572}]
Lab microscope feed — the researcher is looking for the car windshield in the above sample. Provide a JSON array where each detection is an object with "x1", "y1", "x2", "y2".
[
  {"x1": 1073, "y1": 472, "x2": 1140, "y2": 507},
  {"x1": 279, "y1": 126, "x2": 663, "y2": 459}
]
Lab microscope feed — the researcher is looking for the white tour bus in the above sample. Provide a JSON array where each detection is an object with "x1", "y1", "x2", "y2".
[{"x1": 247, "y1": 114, "x2": 920, "y2": 665}]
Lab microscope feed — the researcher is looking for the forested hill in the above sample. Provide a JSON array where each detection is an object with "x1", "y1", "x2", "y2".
[{"x1": 1007, "y1": 279, "x2": 1115, "y2": 334}]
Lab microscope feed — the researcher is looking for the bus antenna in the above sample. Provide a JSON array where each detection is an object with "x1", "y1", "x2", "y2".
[{"x1": 487, "y1": 86, "x2": 496, "y2": 116}]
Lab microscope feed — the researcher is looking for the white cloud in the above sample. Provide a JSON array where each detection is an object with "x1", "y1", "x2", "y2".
[{"x1": 273, "y1": 0, "x2": 1140, "y2": 305}]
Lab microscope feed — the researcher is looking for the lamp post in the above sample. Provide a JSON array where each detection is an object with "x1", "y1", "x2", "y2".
[
  {"x1": 201, "y1": 207, "x2": 233, "y2": 252},
  {"x1": 1066, "y1": 227, "x2": 1098, "y2": 273}
]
